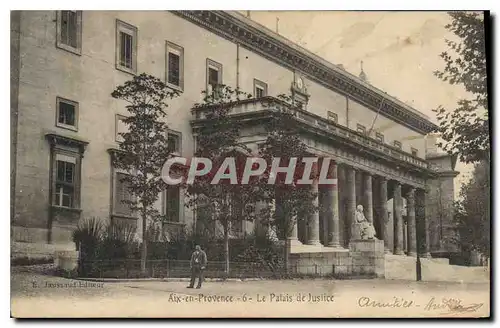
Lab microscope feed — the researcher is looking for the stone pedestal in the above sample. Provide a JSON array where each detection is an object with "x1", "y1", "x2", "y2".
[
  {"x1": 349, "y1": 239, "x2": 385, "y2": 278},
  {"x1": 288, "y1": 248, "x2": 351, "y2": 277},
  {"x1": 55, "y1": 250, "x2": 79, "y2": 271}
]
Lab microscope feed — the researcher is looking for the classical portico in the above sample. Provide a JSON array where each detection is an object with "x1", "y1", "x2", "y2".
[
  {"x1": 289, "y1": 161, "x2": 432, "y2": 258},
  {"x1": 191, "y1": 92, "x2": 449, "y2": 277}
]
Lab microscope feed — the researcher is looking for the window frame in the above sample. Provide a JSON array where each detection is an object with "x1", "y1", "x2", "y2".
[
  {"x1": 115, "y1": 19, "x2": 138, "y2": 75},
  {"x1": 113, "y1": 171, "x2": 136, "y2": 217},
  {"x1": 54, "y1": 157, "x2": 76, "y2": 208},
  {"x1": 206, "y1": 58, "x2": 223, "y2": 95},
  {"x1": 115, "y1": 114, "x2": 128, "y2": 143},
  {"x1": 327, "y1": 111, "x2": 338, "y2": 124},
  {"x1": 51, "y1": 152, "x2": 81, "y2": 209},
  {"x1": 167, "y1": 130, "x2": 182, "y2": 155},
  {"x1": 394, "y1": 140, "x2": 402, "y2": 149},
  {"x1": 253, "y1": 79, "x2": 268, "y2": 98},
  {"x1": 163, "y1": 185, "x2": 181, "y2": 223},
  {"x1": 411, "y1": 147, "x2": 418, "y2": 157},
  {"x1": 165, "y1": 41, "x2": 184, "y2": 92},
  {"x1": 56, "y1": 97, "x2": 79, "y2": 132},
  {"x1": 356, "y1": 124, "x2": 367, "y2": 135},
  {"x1": 375, "y1": 132, "x2": 385, "y2": 143},
  {"x1": 56, "y1": 10, "x2": 82, "y2": 55}
]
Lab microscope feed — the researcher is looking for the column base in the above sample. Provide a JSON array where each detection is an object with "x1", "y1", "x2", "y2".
[
  {"x1": 327, "y1": 242, "x2": 342, "y2": 248},
  {"x1": 407, "y1": 252, "x2": 417, "y2": 257},
  {"x1": 287, "y1": 238, "x2": 303, "y2": 246},
  {"x1": 394, "y1": 249, "x2": 404, "y2": 255},
  {"x1": 420, "y1": 252, "x2": 432, "y2": 258},
  {"x1": 384, "y1": 249, "x2": 393, "y2": 254},
  {"x1": 306, "y1": 240, "x2": 321, "y2": 246}
]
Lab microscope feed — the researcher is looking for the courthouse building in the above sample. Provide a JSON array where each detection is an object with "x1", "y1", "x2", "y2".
[{"x1": 11, "y1": 11, "x2": 459, "y2": 264}]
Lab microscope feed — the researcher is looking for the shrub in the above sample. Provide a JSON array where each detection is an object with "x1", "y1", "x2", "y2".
[
  {"x1": 72, "y1": 217, "x2": 105, "y2": 277},
  {"x1": 97, "y1": 220, "x2": 139, "y2": 260}
]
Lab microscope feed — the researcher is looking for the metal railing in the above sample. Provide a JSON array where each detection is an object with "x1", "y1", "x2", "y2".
[{"x1": 78, "y1": 259, "x2": 381, "y2": 279}]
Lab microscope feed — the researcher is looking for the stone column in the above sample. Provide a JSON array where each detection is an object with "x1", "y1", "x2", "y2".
[
  {"x1": 418, "y1": 188, "x2": 431, "y2": 258},
  {"x1": 379, "y1": 177, "x2": 392, "y2": 254},
  {"x1": 307, "y1": 177, "x2": 321, "y2": 245},
  {"x1": 393, "y1": 182, "x2": 404, "y2": 255},
  {"x1": 327, "y1": 162, "x2": 341, "y2": 247},
  {"x1": 364, "y1": 173, "x2": 373, "y2": 223},
  {"x1": 407, "y1": 188, "x2": 417, "y2": 257},
  {"x1": 346, "y1": 166, "x2": 356, "y2": 243}
]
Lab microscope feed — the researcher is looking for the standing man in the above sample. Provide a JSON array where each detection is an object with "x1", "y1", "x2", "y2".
[{"x1": 187, "y1": 245, "x2": 207, "y2": 289}]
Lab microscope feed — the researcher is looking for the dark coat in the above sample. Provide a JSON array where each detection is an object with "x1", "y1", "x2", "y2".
[{"x1": 190, "y1": 250, "x2": 207, "y2": 268}]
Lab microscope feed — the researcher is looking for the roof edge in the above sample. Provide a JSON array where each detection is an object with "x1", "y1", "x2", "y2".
[{"x1": 172, "y1": 10, "x2": 438, "y2": 135}]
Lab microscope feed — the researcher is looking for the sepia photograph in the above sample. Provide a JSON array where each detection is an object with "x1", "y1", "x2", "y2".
[{"x1": 10, "y1": 8, "x2": 491, "y2": 318}]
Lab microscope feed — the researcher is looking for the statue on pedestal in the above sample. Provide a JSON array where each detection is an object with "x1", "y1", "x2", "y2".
[{"x1": 353, "y1": 204, "x2": 377, "y2": 240}]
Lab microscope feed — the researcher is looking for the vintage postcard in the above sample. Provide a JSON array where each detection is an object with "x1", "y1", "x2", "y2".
[{"x1": 10, "y1": 10, "x2": 490, "y2": 318}]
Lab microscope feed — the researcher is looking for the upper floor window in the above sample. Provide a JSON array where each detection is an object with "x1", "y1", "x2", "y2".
[
  {"x1": 56, "y1": 97, "x2": 78, "y2": 131},
  {"x1": 115, "y1": 114, "x2": 128, "y2": 143},
  {"x1": 56, "y1": 10, "x2": 82, "y2": 55},
  {"x1": 375, "y1": 132, "x2": 384, "y2": 143},
  {"x1": 116, "y1": 20, "x2": 137, "y2": 74},
  {"x1": 357, "y1": 124, "x2": 366, "y2": 135},
  {"x1": 166, "y1": 41, "x2": 184, "y2": 91},
  {"x1": 206, "y1": 59, "x2": 222, "y2": 97},
  {"x1": 327, "y1": 111, "x2": 338, "y2": 124},
  {"x1": 167, "y1": 131, "x2": 181, "y2": 154},
  {"x1": 253, "y1": 79, "x2": 268, "y2": 98},
  {"x1": 394, "y1": 140, "x2": 402, "y2": 149},
  {"x1": 411, "y1": 147, "x2": 418, "y2": 157}
]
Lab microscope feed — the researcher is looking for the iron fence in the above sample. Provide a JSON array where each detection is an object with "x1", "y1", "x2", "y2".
[{"x1": 78, "y1": 259, "x2": 380, "y2": 279}]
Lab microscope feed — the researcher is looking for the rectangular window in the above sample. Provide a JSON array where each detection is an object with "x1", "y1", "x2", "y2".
[
  {"x1": 115, "y1": 114, "x2": 128, "y2": 143},
  {"x1": 54, "y1": 158, "x2": 76, "y2": 208},
  {"x1": 394, "y1": 140, "x2": 402, "y2": 149},
  {"x1": 327, "y1": 111, "x2": 338, "y2": 124},
  {"x1": 115, "y1": 172, "x2": 134, "y2": 216},
  {"x1": 357, "y1": 124, "x2": 366, "y2": 135},
  {"x1": 56, "y1": 10, "x2": 82, "y2": 54},
  {"x1": 116, "y1": 20, "x2": 137, "y2": 74},
  {"x1": 253, "y1": 79, "x2": 268, "y2": 98},
  {"x1": 167, "y1": 132, "x2": 181, "y2": 154},
  {"x1": 375, "y1": 132, "x2": 384, "y2": 143},
  {"x1": 165, "y1": 186, "x2": 180, "y2": 222},
  {"x1": 56, "y1": 97, "x2": 78, "y2": 131},
  {"x1": 206, "y1": 59, "x2": 222, "y2": 97},
  {"x1": 166, "y1": 41, "x2": 184, "y2": 91},
  {"x1": 411, "y1": 147, "x2": 418, "y2": 156}
]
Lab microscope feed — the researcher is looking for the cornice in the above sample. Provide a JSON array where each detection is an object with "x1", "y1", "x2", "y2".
[
  {"x1": 46, "y1": 133, "x2": 89, "y2": 155},
  {"x1": 172, "y1": 10, "x2": 438, "y2": 135}
]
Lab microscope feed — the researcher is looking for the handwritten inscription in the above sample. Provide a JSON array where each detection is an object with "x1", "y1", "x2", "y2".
[
  {"x1": 358, "y1": 296, "x2": 414, "y2": 308},
  {"x1": 357, "y1": 296, "x2": 483, "y2": 314},
  {"x1": 424, "y1": 297, "x2": 484, "y2": 314}
]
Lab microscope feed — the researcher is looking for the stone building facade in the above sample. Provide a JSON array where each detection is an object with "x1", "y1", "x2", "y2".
[{"x1": 10, "y1": 10, "x2": 459, "y2": 262}]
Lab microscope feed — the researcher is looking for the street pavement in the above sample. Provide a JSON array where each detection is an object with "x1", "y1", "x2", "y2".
[{"x1": 11, "y1": 265, "x2": 490, "y2": 318}]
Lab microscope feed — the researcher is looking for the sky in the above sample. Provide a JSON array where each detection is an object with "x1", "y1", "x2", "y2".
[{"x1": 244, "y1": 11, "x2": 475, "y2": 197}]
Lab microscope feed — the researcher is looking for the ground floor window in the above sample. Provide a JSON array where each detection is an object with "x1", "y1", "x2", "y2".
[{"x1": 164, "y1": 186, "x2": 180, "y2": 222}]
